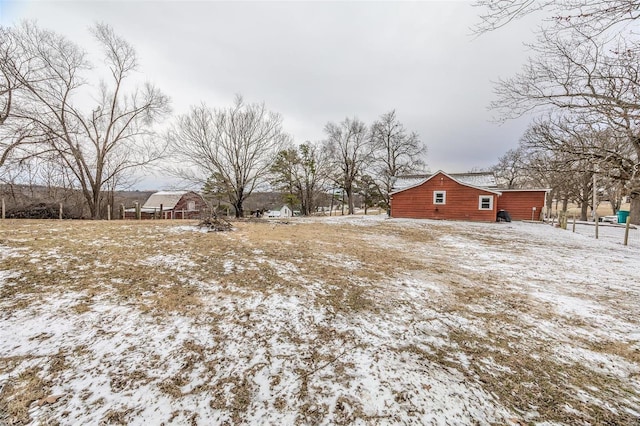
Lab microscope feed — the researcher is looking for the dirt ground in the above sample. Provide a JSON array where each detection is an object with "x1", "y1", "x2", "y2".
[{"x1": 1, "y1": 216, "x2": 639, "y2": 425}]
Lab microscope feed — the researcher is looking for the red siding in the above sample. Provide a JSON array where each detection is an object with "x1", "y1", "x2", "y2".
[
  {"x1": 497, "y1": 191, "x2": 546, "y2": 221},
  {"x1": 173, "y1": 192, "x2": 208, "y2": 219},
  {"x1": 390, "y1": 173, "x2": 497, "y2": 221}
]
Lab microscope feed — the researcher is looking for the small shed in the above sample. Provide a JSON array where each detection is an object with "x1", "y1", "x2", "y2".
[
  {"x1": 126, "y1": 191, "x2": 207, "y2": 219},
  {"x1": 266, "y1": 205, "x2": 293, "y2": 218}
]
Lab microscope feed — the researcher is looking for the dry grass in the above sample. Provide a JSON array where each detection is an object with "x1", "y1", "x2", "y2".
[
  {"x1": 0, "y1": 366, "x2": 50, "y2": 425},
  {"x1": 1, "y1": 218, "x2": 639, "y2": 424}
]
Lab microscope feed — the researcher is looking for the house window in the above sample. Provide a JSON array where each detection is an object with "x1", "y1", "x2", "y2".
[
  {"x1": 433, "y1": 191, "x2": 446, "y2": 205},
  {"x1": 478, "y1": 195, "x2": 493, "y2": 210},
  {"x1": 187, "y1": 201, "x2": 196, "y2": 211}
]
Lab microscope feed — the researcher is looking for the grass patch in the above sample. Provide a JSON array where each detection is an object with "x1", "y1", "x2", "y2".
[{"x1": 1, "y1": 218, "x2": 639, "y2": 424}]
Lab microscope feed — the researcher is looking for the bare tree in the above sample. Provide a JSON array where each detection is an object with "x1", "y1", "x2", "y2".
[
  {"x1": 0, "y1": 25, "x2": 36, "y2": 169},
  {"x1": 474, "y1": 0, "x2": 640, "y2": 35},
  {"x1": 488, "y1": 28, "x2": 640, "y2": 222},
  {"x1": 168, "y1": 96, "x2": 289, "y2": 218},
  {"x1": 0, "y1": 22, "x2": 170, "y2": 219},
  {"x1": 0, "y1": 27, "x2": 12, "y2": 126},
  {"x1": 474, "y1": 0, "x2": 640, "y2": 223},
  {"x1": 324, "y1": 117, "x2": 372, "y2": 215},
  {"x1": 491, "y1": 32, "x2": 640, "y2": 121},
  {"x1": 516, "y1": 146, "x2": 574, "y2": 218},
  {"x1": 369, "y1": 110, "x2": 426, "y2": 208},
  {"x1": 519, "y1": 117, "x2": 636, "y2": 220},
  {"x1": 492, "y1": 147, "x2": 529, "y2": 189}
]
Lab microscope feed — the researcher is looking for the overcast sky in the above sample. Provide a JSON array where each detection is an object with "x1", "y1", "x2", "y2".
[{"x1": 1, "y1": 0, "x2": 540, "y2": 190}]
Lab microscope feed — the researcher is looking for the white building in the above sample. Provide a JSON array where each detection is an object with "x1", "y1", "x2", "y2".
[{"x1": 266, "y1": 205, "x2": 292, "y2": 218}]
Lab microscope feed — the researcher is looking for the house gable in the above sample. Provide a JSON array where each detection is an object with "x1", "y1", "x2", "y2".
[{"x1": 390, "y1": 171, "x2": 498, "y2": 221}]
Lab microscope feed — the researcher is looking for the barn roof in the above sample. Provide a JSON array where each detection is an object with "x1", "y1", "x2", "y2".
[
  {"x1": 142, "y1": 191, "x2": 190, "y2": 210},
  {"x1": 391, "y1": 170, "x2": 502, "y2": 195}
]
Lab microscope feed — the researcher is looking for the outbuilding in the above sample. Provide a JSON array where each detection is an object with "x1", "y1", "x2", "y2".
[
  {"x1": 125, "y1": 191, "x2": 207, "y2": 219},
  {"x1": 266, "y1": 205, "x2": 293, "y2": 218}
]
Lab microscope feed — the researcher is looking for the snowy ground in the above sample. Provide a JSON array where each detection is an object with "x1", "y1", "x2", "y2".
[{"x1": 1, "y1": 216, "x2": 639, "y2": 425}]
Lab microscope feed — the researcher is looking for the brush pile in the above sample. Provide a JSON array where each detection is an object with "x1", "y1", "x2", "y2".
[
  {"x1": 6, "y1": 203, "x2": 72, "y2": 219},
  {"x1": 198, "y1": 215, "x2": 233, "y2": 232}
]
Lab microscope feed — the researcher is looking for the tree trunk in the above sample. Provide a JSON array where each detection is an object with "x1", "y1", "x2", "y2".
[
  {"x1": 630, "y1": 194, "x2": 640, "y2": 225},
  {"x1": 305, "y1": 188, "x2": 314, "y2": 216},
  {"x1": 232, "y1": 188, "x2": 245, "y2": 218},
  {"x1": 91, "y1": 190, "x2": 102, "y2": 220},
  {"x1": 79, "y1": 186, "x2": 98, "y2": 220},
  {"x1": 545, "y1": 191, "x2": 554, "y2": 219},
  {"x1": 609, "y1": 200, "x2": 618, "y2": 215},
  {"x1": 579, "y1": 178, "x2": 591, "y2": 221},
  {"x1": 346, "y1": 187, "x2": 355, "y2": 215},
  {"x1": 627, "y1": 177, "x2": 640, "y2": 225},
  {"x1": 234, "y1": 200, "x2": 244, "y2": 218},
  {"x1": 580, "y1": 201, "x2": 589, "y2": 221}
]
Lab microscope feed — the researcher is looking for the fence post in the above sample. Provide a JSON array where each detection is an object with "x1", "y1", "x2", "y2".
[
  {"x1": 595, "y1": 214, "x2": 599, "y2": 239},
  {"x1": 59, "y1": 203, "x2": 63, "y2": 220},
  {"x1": 572, "y1": 215, "x2": 576, "y2": 233},
  {"x1": 135, "y1": 202, "x2": 141, "y2": 220},
  {"x1": 624, "y1": 216, "x2": 631, "y2": 246},
  {"x1": 107, "y1": 204, "x2": 111, "y2": 221},
  {"x1": 120, "y1": 204, "x2": 125, "y2": 220},
  {"x1": 1, "y1": 198, "x2": 4, "y2": 220}
]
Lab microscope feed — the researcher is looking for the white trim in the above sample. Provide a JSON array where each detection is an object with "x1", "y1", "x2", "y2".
[
  {"x1": 478, "y1": 195, "x2": 493, "y2": 210},
  {"x1": 433, "y1": 191, "x2": 446, "y2": 205}
]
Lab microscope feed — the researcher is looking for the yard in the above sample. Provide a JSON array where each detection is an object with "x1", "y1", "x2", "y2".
[{"x1": 1, "y1": 216, "x2": 639, "y2": 425}]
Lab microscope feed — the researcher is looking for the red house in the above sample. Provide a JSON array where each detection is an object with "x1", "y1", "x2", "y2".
[{"x1": 390, "y1": 171, "x2": 547, "y2": 222}]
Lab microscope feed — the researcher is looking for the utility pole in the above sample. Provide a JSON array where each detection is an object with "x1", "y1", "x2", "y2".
[{"x1": 592, "y1": 173, "x2": 597, "y2": 222}]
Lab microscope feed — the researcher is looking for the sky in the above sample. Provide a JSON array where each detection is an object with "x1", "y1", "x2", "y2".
[{"x1": 0, "y1": 0, "x2": 540, "y2": 190}]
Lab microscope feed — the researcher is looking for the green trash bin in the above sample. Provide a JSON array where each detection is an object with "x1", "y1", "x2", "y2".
[{"x1": 617, "y1": 210, "x2": 630, "y2": 224}]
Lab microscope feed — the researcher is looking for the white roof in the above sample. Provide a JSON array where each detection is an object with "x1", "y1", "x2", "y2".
[
  {"x1": 392, "y1": 172, "x2": 497, "y2": 192},
  {"x1": 392, "y1": 176, "x2": 426, "y2": 191},
  {"x1": 452, "y1": 173, "x2": 497, "y2": 188},
  {"x1": 267, "y1": 205, "x2": 290, "y2": 212},
  {"x1": 142, "y1": 191, "x2": 190, "y2": 210},
  {"x1": 391, "y1": 170, "x2": 502, "y2": 195}
]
